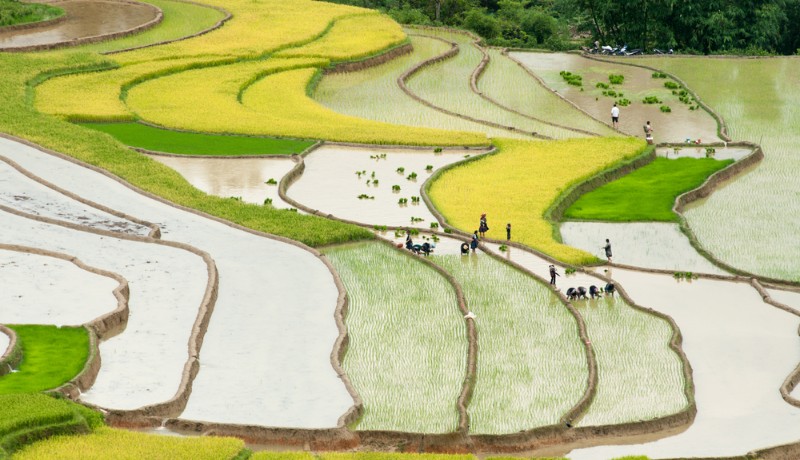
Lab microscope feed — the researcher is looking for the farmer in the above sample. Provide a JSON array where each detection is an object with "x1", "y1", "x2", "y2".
[
  {"x1": 549, "y1": 264, "x2": 560, "y2": 285},
  {"x1": 479, "y1": 214, "x2": 489, "y2": 238},
  {"x1": 506, "y1": 222, "x2": 511, "y2": 241},
  {"x1": 644, "y1": 120, "x2": 654, "y2": 144},
  {"x1": 611, "y1": 103, "x2": 620, "y2": 129},
  {"x1": 470, "y1": 231, "x2": 479, "y2": 252},
  {"x1": 405, "y1": 230, "x2": 413, "y2": 250},
  {"x1": 460, "y1": 242, "x2": 470, "y2": 255},
  {"x1": 603, "y1": 238, "x2": 613, "y2": 263}
]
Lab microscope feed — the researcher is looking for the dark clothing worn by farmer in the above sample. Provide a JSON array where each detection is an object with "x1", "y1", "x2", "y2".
[
  {"x1": 549, "y1": 264, "x2": 559, "y2": 285},
  {"x1": 604, "y1": 239, "x2": 612, "y2": 263}
]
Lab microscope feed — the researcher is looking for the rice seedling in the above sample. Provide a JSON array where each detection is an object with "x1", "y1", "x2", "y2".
[
  {"x1": 252, "y1": 452, "x2": 315, "y2": 460},
  {"x1": 323, "y1": 243, "x2": 466, "y2": 433},
  {"x1": 0, "y1": 326, "x2": 89, "y2": 394},
  {"x1": 560, "y1": 70, "x2": 583, "y2": 86},
  {"x1": 576, "y1": 296, "x2": 686, "y2": 426},
  {"x1": 275, "y1": 13, "x2": 405, "y2": 62},
  {"x1": 71, "y1": 0, "x2": 226, "y2": 54},
  {"x1": 636, "y1": 57, "x2": 800, "y2": 280},
  {"x1": 78, "y1": 122, "x2": 314, "y2": 156},
  {"x1": 608, "y1": 74, "x2": 624, "y2": 85},
  {"x1": 428, "y1": 137, "x2": 647, "y2": 265},
  {"x1": 432, "y1": 255, "x2": 586, "y2": 434},
  {"x1": 660, "y1": 105, "x2": 672, "y2": 113},
  {"x1": 313, "y1": 35, "x2": 516, "y2": 139},
  {"x1": 564, "y1": 157, "x2": 733, "y2": 222},
  {"x1": 13, "y1": 426, "x2": 245, "y2": 460}
]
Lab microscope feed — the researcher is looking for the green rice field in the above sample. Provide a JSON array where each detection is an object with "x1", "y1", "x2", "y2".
[
  {"x1": 432, "y1": 254, "x2": 586, "y2": 434},
  {"x1": 564, "y1": 157, "x2": 734, "y2": 222},
  {"x1": 79, "y1": 122, "x2": 315, "y2": 156},
  {"x1": 576, "y1": 297, "x2": 686, "y2": 426},
  {"x1": 323, "y1": 242, "x2": 467, "y2": 433},
  {"x1": 0, "y1": 326, "x2": 89, "y2": 394},
  {"x1": 637, "y1": 57, "x2": 800, "y2": 280}
]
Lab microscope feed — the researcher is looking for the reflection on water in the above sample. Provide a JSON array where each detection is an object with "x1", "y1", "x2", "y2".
[
  {"x1": 287, "y1": 145, "x2": 473, "y2": 228},
  {"x1": 656, "y1": 145, "x2": 753, "y2": 161},
  {"x1": 0, "y1": 1, "x2": 157, "y2": 49},
  {"x1": 560, "y1": 221, "x2": 727, "y2": 275},
  {"x1": 149, "y1": 155, "x2": 296, "y2": 208}
]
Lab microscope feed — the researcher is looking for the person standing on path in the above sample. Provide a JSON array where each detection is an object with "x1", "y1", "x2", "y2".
[
  {"x1": 603, "y1": 238, "x2": 613, "y2": 263},
  {"x1": 479, "y1": 214, "x2": 488, "y2": 238},
  {"x1": 506, "y1": 223, "x2": 511, "y2": 241},
  {"x1": 611, "y1": 103, "x2": 620, "y2": 130},
  {"x1": 549, "y1": 264, "x2": 560, "y2": 286},
  {"x1": 644, "y1": 120, "x2": 654, "y2": 144}
]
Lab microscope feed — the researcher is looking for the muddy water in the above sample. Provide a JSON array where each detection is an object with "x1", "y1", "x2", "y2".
[
  {"x1": 149, "y1": 155, "x2": 296, "y2": 209},
  {"x1": 560, "y1": 222, "x2": 728, "y2": 275},
  {"x1": 0, "y1": 1, "x2": 158, "y2": 49},
  {"x1": 656, "y1": 145, "x2": 752, "y2": 161},
  {"x1": 0, "y1": 249, "x2": 119, "y2": 326},
  {"x1": 569, "y1": 269, "x2": 800, "y2": 459},
  {"x1": 508, "y1": 53, "x2": 721, "y2": 143},
  {"x1": 287, "y1": 145, "x2": 477, "y2": 228}
]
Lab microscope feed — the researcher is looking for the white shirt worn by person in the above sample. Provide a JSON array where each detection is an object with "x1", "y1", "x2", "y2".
[{"x1": 611, "y1": 106, "x2": 620, "y2": 118}]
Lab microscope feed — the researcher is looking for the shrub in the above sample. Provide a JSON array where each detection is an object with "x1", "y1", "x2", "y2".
[
  {"x1": 608, "y1": 74, "x2": 624, "y2": 84},
  {"x1": 642, "y1": 95, "x2": 661, "y2": 104},
  {"x1": 664, "y1": 81, "x2": 680, "y2": 90},
  {"x1": 660, "y1": 105, "x2": 672, "y2": 112},
  {"x1": 559, "y1": 70, "x2": 582, "y2": 86}
]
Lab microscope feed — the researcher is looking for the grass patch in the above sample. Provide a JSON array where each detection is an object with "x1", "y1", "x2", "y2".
[
  {"x1": 428, "y1": 137, "x2": 647, "y2": 265},
  {"x1": 323, "y1": 242, "x2": 466, "y2": 433},
  {"x1": 13, "y1": 426, "x2": 244, "y2": 460},
  {"x1": 0, "y1": 0, "x2": 62, "y2": 27},
  {"x1": 0, "y1": 326, "x2": 89, "y2": 394},
  {"x1": 79, "y1": 122, "x2": 314, "y2": 156},
  {"x1": 0, "y1": 393, "x2": 102, "y2": 457},
  {"x1": 564, "y1": 157, "x2": 733, "y2": 222}
]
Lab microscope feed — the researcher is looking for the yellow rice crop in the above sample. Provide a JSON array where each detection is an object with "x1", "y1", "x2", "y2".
[
  {"x1": 275, "y1": 13, "x2": 406, "y2": 62},
  {"x1": 112, "y1": 0, "x2": 372, "y2": 64},
  {"x1": 13, "y1": 427, "x2": 244, "y2": 460},
  {"x1": 428, "y1": 137, "x2": 648, "y2": 264},
  {"x1": 125, "y1": 58, "x2": 486, "y2": 145},
  {"x1": 35, "y1": 56, "x2": 229, "y2": 121}
]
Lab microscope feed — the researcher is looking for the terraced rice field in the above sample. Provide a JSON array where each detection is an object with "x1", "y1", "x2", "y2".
[
  {"x1": 510, "y1": 52, "x2": 721, "y2": 143},
  {"x1": 634, "y1": 57, "x2": 800, "y2": 281},
  {"x1": 576, "y1": 296, "x2": 686, "y2": 426},
  {"x1": 432, "y1": 254, "x2": 586, "y2": 434},
  {"x1": 2, "y1": 0, "x2": 800, "y2": 457},
  {"x1": 406, "y1": 29, "x2": 588, "y2": 140},
  {"x1": 314, "y1": 35, "x2": 520, "y2": 140},
  {"x1": 324, "y1": 242, "x2": 466, "y2": 433}
]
